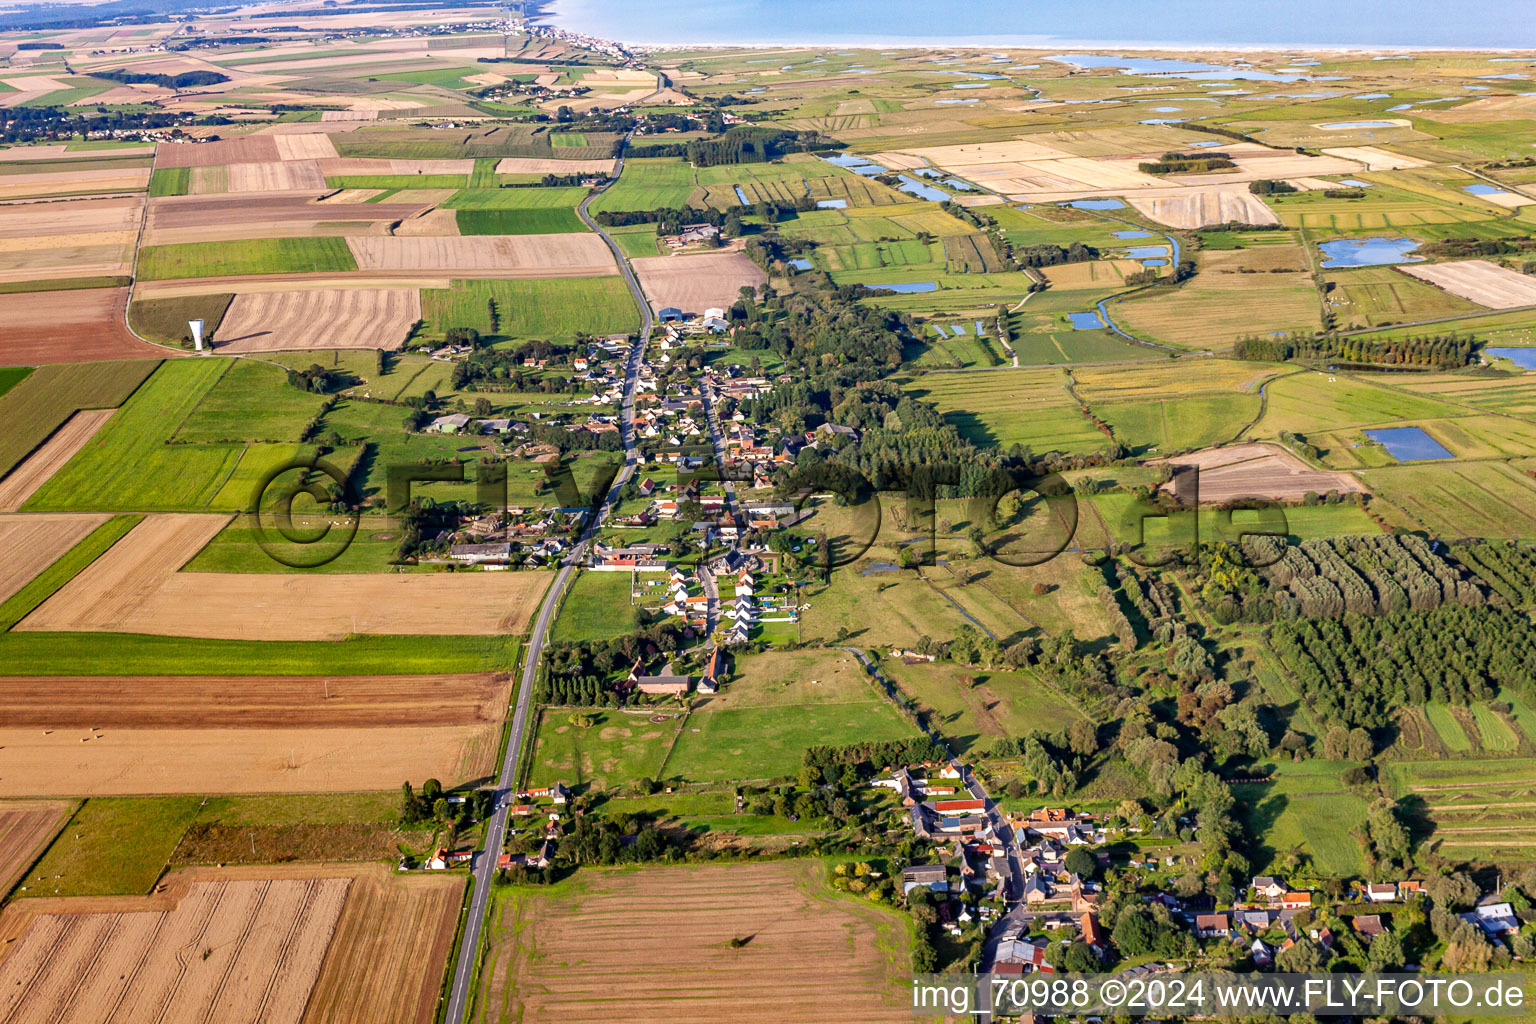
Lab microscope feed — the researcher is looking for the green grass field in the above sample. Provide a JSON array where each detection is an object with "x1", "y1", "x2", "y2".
[
  {"x1": 1427, "y1": 703, "x2": 1475, "y2": 751},
  {"x1": 0, "y1": 366, "x2": 31, "y2": 399},
  {"x1": 325, "y1": 174, "x2": 469, "y2": 190},
  {"x1": 0, "y1": 515, "x2": 140, "y2": 631},
  {"x1": 1362, "y1": 461, "x2": 1536, "y2": 538},
  {"x1": 902, "y1": 367, "x2": 1107, "y2": 453},
  {"x1": 0, "y1": 360, "x2": 159, "y2": 480},
  {"x1": 421, "y1": 277, "x2": 638, "y2": 340},
  {"x1": 171, "y1": 358, "x2": 328, "y2": 444},
  {"x1": 454, "y1": 207, "x2": 585, "y2": 234},
  {"x1": 1092, "y1": 394, "x2": 1259, "y2": 452},
  {"x1": 147, "y1": 166, "x2": 189, "y2": 197},
  {"x1": 136, "y1": 238, "x2": 357, "y2": 281},
  {"x1": 587, "y1": 157, "x2": 697, "y2": 213},
  {"x1": 24, "y1": 359, "x2": 246, "y2": 512},
  {"x1": 442, "y1": 186, "x2": 588, "y2": 209},
  {"x1": 182, "y1": 514, "x2": 407, "y2": 574},
  {"x1": 881, "y1": 659, "x2": 1086, "y2": 754},
  {"x1": 526, "y1": 708, "x2": 679, "y2": 791},
  {"x1": 0, "y1": 632, "x2": 515, "y2": 677},
  {"x1": 551, "y1": 570, "x2": 651, "y2": 642},
  {"x1": 20, "y1": 797, "x2": 204, "y2": 898},
  {"x1": 1234, "y1": 760, "x2": 1369, "y2": 877},
  {"x1": 127, "y1": 293, "x2": 232, "y2": 345}
]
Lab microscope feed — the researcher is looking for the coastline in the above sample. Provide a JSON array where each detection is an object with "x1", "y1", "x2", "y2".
[{"x1": 527, "y1": 0, "x2": 1535, "y2": 54}]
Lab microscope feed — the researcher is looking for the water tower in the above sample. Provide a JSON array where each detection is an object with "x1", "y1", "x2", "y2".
[{"x1": 188, "y1": 318, "x2": 205, "y2": 353}]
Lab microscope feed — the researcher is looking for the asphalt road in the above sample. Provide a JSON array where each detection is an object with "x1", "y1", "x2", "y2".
[{"x1": 441, "y1": 142, "x2": 653, "y2": 1024}]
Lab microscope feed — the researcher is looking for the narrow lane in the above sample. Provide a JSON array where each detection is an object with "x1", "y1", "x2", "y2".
[{"x1": 443, "y1": 139, "x2": 653, "y2": 1024}]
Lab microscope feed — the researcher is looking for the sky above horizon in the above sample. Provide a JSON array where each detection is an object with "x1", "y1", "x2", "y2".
[{"x1": 546, "y1": 0, "x2": 1536, "y2": 49}]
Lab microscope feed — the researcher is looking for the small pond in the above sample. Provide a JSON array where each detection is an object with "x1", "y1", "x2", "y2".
[
  {"x1": 816, "y1": 198, "x2": 848, "y2": 209},
  {"x1": 1321, "y1": 121, "x2": 1401, "y2": 129},
  {"x1": 1067, "y1": 311, "x2": 1104, "y2": 330},
  {"x1": 875, "y1": 281, "x2": 937, "y2": 293},
  {"x1": 1365, "y1": 426, "x2": 1453, "y2": 461},
  {"x1": 1067, "y1": 198, "x2": 1125, "y2": 210},
  {"x1": 1140, "y1": 258, "x2": 1168, "y2": 267},
  {"x1": 1318, "y1": 237, "x2": 1422, "y2": 268},
  {"x1": 1464, "y1": 183, "x2": 1516, "y2": 198},
  {"x1": 1338, "y1": 179, "x2": 1374, "y2": 187},
  {"x1": 895, "y1": 175, "x2": 949, "y2": 202},
  {"x1": 787, "y1": 257, "x2": 813, "y2": 271},
  {"x1": 1487, "y1": 347, "x2": 1536, "y2": 369},
  {"x1": 1124, "y1": 245, "x2": 1169, "y2": 258}
]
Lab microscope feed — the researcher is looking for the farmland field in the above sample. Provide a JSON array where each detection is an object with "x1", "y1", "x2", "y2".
[
  {"x1": 1234, "y1": 760, "x2": 1369, "y2": 877},
  {"x1": 902, "y1": 367, "x2": 1106, "y2": 453},
  {"x1": 0, "y1": 865, "x2": 463, "y2": 1024},
  {"x1": 1386, "y1": 757, "x2": 1536, "y2": 866},
  {"x1": 18, "y1": 512, "x2": 554, "y2": 639},
  {"x1": 0, "y1": 803, "x2": 71, "y2": 898},
  {"x1": 136, "y1": 237, "x2": 358, "y2": 280},
  {"x1": 474, "y1": 861, "x2": 912, "y2": 1024},
  {"x1": 881, "y1": 658, "x2": 1086, "y2": 754},
  {"x1": 421, "y1": 276, "x2": 638, "y2": 339}
]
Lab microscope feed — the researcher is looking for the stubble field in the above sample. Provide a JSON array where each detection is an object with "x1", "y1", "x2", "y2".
[
  {"x1": 0, "y1": 803, "x2": 71, "y2": 897},
  {"x1": 0, "y1": 410, "x2": 117, "y2": 511},
  {"x1": 18, "y1": 513, "x2": 552, "y2": 638},
  {"x1": 0, "y1": 513, "x2": 111, "y2": 602},
  {"x1": 631, "y1": 249, "x2": 766, "y2": 314},
  {"x1": 474, "y1": 861, "x2": 911, "y2": 1024},
  {"x1": 216, "y1": 288, "x2": 421, "y2": 352}
]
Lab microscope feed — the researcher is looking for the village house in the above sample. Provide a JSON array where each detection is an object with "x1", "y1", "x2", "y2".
[
  {"x1": 627, "y1": 660, "x2": 692, "y2": 696},
  {"x1": 1464, "y1": 902, "x2": 1519, "y2": 938},
  {"x1": 1280, "y1": 891, "x2": 1312, "y2": 911},
  {"x1": 1353, "y1": 914, "x2": 1385, "y2": 941},
  {"x1": 1251, "y1": 876, "x2": 1286, "y2": 901},
  {"x1": 1363, "y1": 882, "x2": 1398, "y2": 902},
  {"x1": 1195, "y1": 913, "x2": 1230, "y2": 939},
  {"x1": 902, "y1": 864, "x2": 947, "y2": 896}
]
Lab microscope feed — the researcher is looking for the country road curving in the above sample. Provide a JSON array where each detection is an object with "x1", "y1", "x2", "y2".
[{"x1": 442, "y1": 140, "x2": 653, "y2": 1024}]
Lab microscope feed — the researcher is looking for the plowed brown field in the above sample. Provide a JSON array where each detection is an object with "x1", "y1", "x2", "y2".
[
  {"x1": 475, "y1": 861, "x2": 912, "y2": 1024},
  {"x1": 1399, "y1": 259, "x2": 1536, "y2": 309},
  {"x1": 216, "y1": 288, "x2": 420, "y2": 351},
  {"x1": 494, "y1": 157, "x2": 617, "y2": 175},
  {"x1": 0, "y1": 288, "x2": 170, "y2": 366},
  {"x1": 155, "y1": 136, "x2": 282, "y2": 167},
  {"x1": 0, "y1": 411, "x2": 116, "y2": 511},
  {"x1": 0, "y1": 672, "x2": 509, "y2": 728},
  {"x1": 0, "y1": 513, "x2": 110, "y2": 600},
  {"x1": 1157, "y1": 443, "x2": 1366, "y2": 503}
]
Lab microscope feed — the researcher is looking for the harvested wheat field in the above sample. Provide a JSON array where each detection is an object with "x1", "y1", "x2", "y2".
[
  {"x1": 302, "y1": 868, "x2": 464, "y2": 1024},
  {"x1": 217, "y1": 288, "x2": 421, "y2": 351},
  {"x1": 346, "y1": 235, "x2": 617, "y2": 276},
  {"x1": 0, "y1": 288, "x2": 169, "y2": 365},
  {"x1": 1398, "y1": 260, "x2": 1536, "y2": 310},
  {"x1": 631, "y1": 250, "x2": 765, "y2": 315},
  {"x1": 393, "y1": 208, "x2": 460, "y2": 236},
  {"x1": 1319, "y1": 146, "x2": 1428, "y2": 171},
  {"x1": 0, "y1": 803, "x2": 70, "y2": 896},
  {"x1": 0, "y1": 168, "x2": 150, "y2": 200},
  {"x1": 0, "y1": 672, "x2": 510, "y2": 728},
  {"x1": 0, "y1": 722, "x2": 499, "y2": 795},
  {"x1": 0, "y1": 514, "x2": 111, "y2": 600},
  {"x1": 227, "y1": 159, "x2": 329, "y2": 192},
  {"x1": 1157, "y1": 443, "x2": 1366, "y2": 503},
  {"x1": 19, "y1": 514, "x2": 553, "y2": 638},
  {"x1": 475, "y1": 861, "x2": 911, "y2": 1024},
  {"x1": 0, "y1": 196, "x2": 142, "y2": 239},
  {"x1": 0, "y1": 412, "x2": 116, "y2": 511},
  {"x1": 493, "y1": 156, "x2": 618, "y2": 176},
  {"x1": 0, "y1": 875, "x2": 350, "y2": 1024},
  {"x1": 272, "y1": 132, "x2": 341, "y2": 161},
  {"x1": 1126, "y1": 186, "x2": 1280, "y2": 228},
  {"x1": 18, "y1": 514, "x2": 226, "y2": 631}
]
